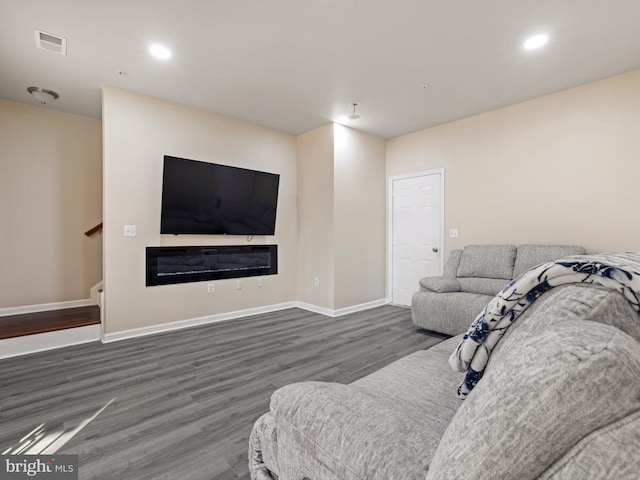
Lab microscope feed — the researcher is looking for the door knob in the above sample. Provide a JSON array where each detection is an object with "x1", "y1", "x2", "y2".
[{"x1": 432, "y1": 247, "x2": 439, "y2": 253}]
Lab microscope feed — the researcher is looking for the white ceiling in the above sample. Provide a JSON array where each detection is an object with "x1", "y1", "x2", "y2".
[{"x1": 1, "y1": 0, "x2": 639, "y2": 138}]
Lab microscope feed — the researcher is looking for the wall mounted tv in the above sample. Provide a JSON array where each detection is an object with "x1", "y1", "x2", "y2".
[{"x1": 160, "y1": 156, "x2": 280, "y2": 235}]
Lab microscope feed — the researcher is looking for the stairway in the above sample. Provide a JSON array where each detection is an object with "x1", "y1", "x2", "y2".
[
  {"x1": 0, "y1": 306, "x2": 101, "y2": 359},
  {"x1": 0, "y1": 306, "x2": 100, "y2": 339},
  {"x1": 0, "y1": 223, "x2": 105, "y2": 359}
]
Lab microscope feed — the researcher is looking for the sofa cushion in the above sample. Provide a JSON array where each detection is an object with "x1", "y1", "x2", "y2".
[
  {"x1": 351, "y1": 336, "x2": 464, "y2": 430},
  {"x1": 426, "y1": 318, "x2": 640, "y2": 480},
  {"x1": 270, "y1": 336, "x2": 465, "y2": 480},
  {"x1": 538, "y1": 409, "x2": 640, "y2": 480},
  {"x1": 513, "y1": 244, "x2": 587, "y2": 278},
  {"x1": 457, "y1": 245, "x2": 516, "y2": 280},
  {"x1": 443, "y1": 249, "x2": 463, "y2": 277},
  {"x1": 457, "y1": 277, "x2": 508, "y2": 296}
]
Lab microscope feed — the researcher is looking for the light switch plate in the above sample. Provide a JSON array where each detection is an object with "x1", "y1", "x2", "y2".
[
  {"x1": 124, "y1": 225, "x2": 137, "y2": 237},
  {"x1": 449, "y1": 228, "x2": 458, "y2": 238}
]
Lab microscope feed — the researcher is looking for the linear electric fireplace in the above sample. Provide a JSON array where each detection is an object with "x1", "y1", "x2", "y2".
[{"x1": 146, "y1": 245, "x2": 278, "y2": 286}]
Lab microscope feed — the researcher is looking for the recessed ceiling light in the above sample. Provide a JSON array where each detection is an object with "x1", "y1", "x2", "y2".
[
  {"x1": 149, "y1": 44, "x2": 171, "y2": 60},
  {"x1": 523, "y1": 34, "x2": 549, "y2": 51}
]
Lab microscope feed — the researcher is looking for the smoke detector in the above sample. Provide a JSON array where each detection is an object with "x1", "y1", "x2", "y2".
[{"x1": 34, "y1": 29, "x2": 67, "y2": 55}]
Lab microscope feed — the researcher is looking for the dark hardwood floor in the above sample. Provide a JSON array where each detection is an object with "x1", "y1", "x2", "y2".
[
  {"x1": 0, "y1": 305, "x2": 447, "y2": 480},
  {"x1": 0, "y1": 306, "x2": 100, "y2": 339}
]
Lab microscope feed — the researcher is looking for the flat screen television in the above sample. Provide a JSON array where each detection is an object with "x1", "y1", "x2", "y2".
[{"x1": 160, "y1": 156, "x2": 280, "y2": 235}]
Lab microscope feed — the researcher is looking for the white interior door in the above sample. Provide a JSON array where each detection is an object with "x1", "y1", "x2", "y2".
[{"x1": 391, "y1": 172, "x2": 442, "y2": 306}]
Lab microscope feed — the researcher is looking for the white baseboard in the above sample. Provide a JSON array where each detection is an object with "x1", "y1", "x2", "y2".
[
  {"x1": 0, "y1": 299, "x2": 94, "y2": 317},
  {"x1": 296, "y1": 298, "x2": 389, "y2": 317},
  {"x1": 102, "y1": 301, "x2": 298, "y2": 343},
  {"x1": 332, "y1": 298, "x2": 390, "y2": 316},
  {"x1": 294, "y1": 302, "x2": 335, "y2": 317},
  {"x1": 101, "y1": 298, "x2": 390, "y2": 344},
  {"x1": 0, "y1": 325, "x2": 101, "y2": 359}
]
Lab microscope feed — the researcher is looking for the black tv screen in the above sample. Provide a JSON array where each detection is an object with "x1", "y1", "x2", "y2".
[{"x1": 160, "y1": 156, "x2": 280, "y2": 235}]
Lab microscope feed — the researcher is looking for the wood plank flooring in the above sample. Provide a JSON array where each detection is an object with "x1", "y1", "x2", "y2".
[
  {"x1": 0, "y1": 305, "x2": 447, "y2": 480},
  {"x1": 0, "y1": 306, "x2": 100, "y2": 339}
]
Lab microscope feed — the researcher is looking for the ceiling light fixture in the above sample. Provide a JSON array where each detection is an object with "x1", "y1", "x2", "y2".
[
  {"x1": 27, "y1": 86, "x2": 59, "y2": 104},
  {"x1": 348, "y1": 102, "x2": 360, "y2": 120},
  {"x1": 523, "y1": 34, "x2": 549, "y2": 50},
  {"x1": 149, "y1": 44, "x2": 171, "y2": 60}
]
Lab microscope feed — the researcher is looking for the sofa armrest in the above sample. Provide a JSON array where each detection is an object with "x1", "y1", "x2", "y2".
[
  {"x1": 271, "y1": 381, "x2": 427, "y2": 480},
  {"x1": 249, "y1": 413, "x2": 279, "y2": 480},
  {"x1": 419, "y1": 276, "x2": 461, "y2": 293},
  {"x1": 412, "y1": 291, "x2": 491, "y2": 335}
]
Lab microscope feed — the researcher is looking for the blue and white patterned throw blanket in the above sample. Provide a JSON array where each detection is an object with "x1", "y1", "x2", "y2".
[{"x1": 449, "y1": 252, "x2": 640, "y2": 399}]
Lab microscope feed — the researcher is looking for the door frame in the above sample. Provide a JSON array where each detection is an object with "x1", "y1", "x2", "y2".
[{"x1": 387, "y1": 168, "x2": 445, "y2": 304}]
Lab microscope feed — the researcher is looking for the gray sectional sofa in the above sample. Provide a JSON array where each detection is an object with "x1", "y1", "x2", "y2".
[
  {"x1": 249, "y1": 282, "x2": 640, "y2": 479},
  {"x1": 411, "y1": 244, "x2": 586, "y2": 335}
]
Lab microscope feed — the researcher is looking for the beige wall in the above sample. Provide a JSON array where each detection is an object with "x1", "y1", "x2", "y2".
[
  {"x1": 102, "y1": 86, "x2": 298, "y2": 334},
  {"x1": 296, "y1": 125, "x2": 335, "y2": 309},
  {"x1": 0, "y1": 99, "x2": 102, "y2": 309},
  {"x1": 333, "y1": 124, "x2": 386, "y2": 309},
  {"x1": 296, "y1": 124, "x2": 387, "y2": 310},
  {"x1": 387, "y1": 69, "x2": 640, "y2": 259}
]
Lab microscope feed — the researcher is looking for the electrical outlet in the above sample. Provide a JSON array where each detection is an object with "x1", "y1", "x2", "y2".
[
  {"x1": 313, "y1": 277, "x2": 319, "y2": 287},
  {"x1": 449, "y1": 228, "x2": 459, "y2": 238},
  {"x1": 207, "y1": 283, "x2": 215, "y2": 294},
  {"x1": 123, "y1": 225, "x2": 137, "y2": 237},
  {"x1": 257, "y1": 278, "x2": 263, "y2": 287},
  {"x1": 236, "y1": 279, "x2": 242, "y2": 290}
]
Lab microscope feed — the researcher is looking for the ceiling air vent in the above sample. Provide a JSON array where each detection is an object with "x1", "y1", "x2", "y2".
[{"x1": 34, "y1": 29, "x2": 67, "y2": 55}]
